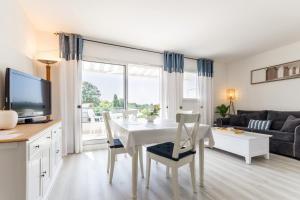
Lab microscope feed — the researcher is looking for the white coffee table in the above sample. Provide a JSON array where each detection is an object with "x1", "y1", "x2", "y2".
[{"x1": 212, "y1": 127, "x2": 272, "y2": 164}]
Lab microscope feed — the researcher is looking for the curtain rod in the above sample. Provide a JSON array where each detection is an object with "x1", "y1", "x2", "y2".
[{"x1": 54, "y1": 33, "x2": 198, "y2": 61}]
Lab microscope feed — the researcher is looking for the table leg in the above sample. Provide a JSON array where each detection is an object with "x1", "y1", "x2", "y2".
[
  {"x1": 245, "y1": 156, "x2": 251, "y2": 165},
  {"x1": 199, "y1": 139, "x2": 204, "y2": 187},
  {"x1": 132, "y1": 146, "x2": 138, "y2": 199}
]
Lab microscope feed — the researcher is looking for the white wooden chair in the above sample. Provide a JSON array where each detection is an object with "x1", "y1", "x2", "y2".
[
  {"x1": 122, "y1": 109, "x2": 138, "y2": 120},
  {"x1": 103, "y1": 111, "x2": 144, "y2": 184},
  {"x1": 146, "y1": 113, "x2": 200, "y2": 199}
]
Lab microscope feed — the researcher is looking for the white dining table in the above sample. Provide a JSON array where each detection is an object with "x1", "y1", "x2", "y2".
[{"x1": 110, "y1": 118, "x2": 214, "y2": 199}]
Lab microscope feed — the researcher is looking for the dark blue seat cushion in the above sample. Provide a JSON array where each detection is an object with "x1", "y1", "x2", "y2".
[
  {"x1": 108, "y1": 139, "x2": 124, "y2": 148},
  {"x1": 147, "y1": 142, "x2": 195, "y2": 161}
]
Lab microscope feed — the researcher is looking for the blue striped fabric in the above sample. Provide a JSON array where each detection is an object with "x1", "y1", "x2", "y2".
[{"x1": 248, "y1": 120, "x2": 271, "y2": 130}]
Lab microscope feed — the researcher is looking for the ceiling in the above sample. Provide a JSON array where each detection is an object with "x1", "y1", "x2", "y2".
[{"x1": 20, "y1": 0, "x2": 300, "y2": 62}]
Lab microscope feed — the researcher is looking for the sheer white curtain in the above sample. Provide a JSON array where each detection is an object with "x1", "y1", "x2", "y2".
[
  {"x1": 162, "y1": 72, "x2": 183, "y2": 120},
  {"x1": 59, "y1": 60, "x2": 82, "y2": 154},
  {"x1": 162, "y1": 52, "x2": 184, "y2": 120},
  {"x1": 196, "y1": 59, "x2": 214, "y2": 125},
  {"x1": 59, "y1": 33, "x2": 83, "y2": 154}
]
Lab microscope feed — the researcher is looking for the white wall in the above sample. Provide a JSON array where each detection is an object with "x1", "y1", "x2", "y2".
[
  {"x1": 227, "y1": 41, "x2": 300, "y2": 111},
  {"x1": 35, "y1": 31, "x2": 61, "y2": 119},
  {"x1": 0, "y1": 0, "x2": 37, "y2": 107}
]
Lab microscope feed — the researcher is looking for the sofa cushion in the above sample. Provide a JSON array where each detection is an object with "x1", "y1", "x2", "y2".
[
  {"x1": 229, "y1": 115, "x2": 247, "y2": 126},
  {"x1": 237, "y1": 110, "x2": 268, "y2": 120},
  {"x1": 259, "y1": 130, "x2": 294, "y2": 142},
  {"x1": 247, "y1": 119, "x2": 272, "y2": 131},
  {"x1": 267, "y1": 111, "x2": 300, "y2": 130},
  {"x1": 281, "y1": 115, "x2": 300, "y2": 133}
]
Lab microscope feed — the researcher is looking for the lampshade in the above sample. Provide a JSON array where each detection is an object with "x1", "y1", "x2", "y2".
[
  {"x1": 226, "y1": 88, "x2": 236, "y2": 100},
  {"x1": 35, "y1": 50, "x2": 60, "y2": 63}
]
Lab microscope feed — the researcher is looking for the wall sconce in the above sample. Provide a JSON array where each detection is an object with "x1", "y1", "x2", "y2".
[{"x1": 226, "y1": 88, "x2": 236, "y2": 114}]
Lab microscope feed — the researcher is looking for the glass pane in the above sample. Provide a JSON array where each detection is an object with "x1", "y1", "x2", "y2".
[
  {"x1": 183, "y1": 72, "x2": 197, "y2": 99},
  {"x1": 128, "y1": 64, "x2": 161, "y2": 117},
  {"x1": 81, "y1": 61, "x2": 125, "y2": 142}
]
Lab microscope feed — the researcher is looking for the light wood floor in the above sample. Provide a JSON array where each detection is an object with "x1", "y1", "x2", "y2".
[{"x1": 49, "y1": 148, "x2": 300, "y2": 200}]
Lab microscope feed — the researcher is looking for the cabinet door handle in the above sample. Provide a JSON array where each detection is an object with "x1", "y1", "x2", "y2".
[
  {"x1": 34, "y1": 145, "x2": 40, "y2": 149},
  {"x1": 56, "y1": 150, "x2": 60, "y2": 154},
  {"x1": 42, "y1": 171, "x2": 47, "y2": 174},
  {"x1": 41, "y1": 174, "x2": 45, "y2": 177}
]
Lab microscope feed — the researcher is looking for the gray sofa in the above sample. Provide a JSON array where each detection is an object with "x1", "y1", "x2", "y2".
[{"x1": 216, "y1": 110, "x2": 300, "y2": 159}]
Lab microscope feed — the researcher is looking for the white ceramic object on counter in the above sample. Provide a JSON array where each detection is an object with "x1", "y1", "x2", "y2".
[{"x1": 0, "y1": 110, "x2": 18, "y2": 129}]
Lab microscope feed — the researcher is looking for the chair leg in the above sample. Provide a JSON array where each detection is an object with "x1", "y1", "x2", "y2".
[
  {"x1": 171, "y1": 167, "x2": 179, "y2": 200},
  {"x1": 189, "y1": 157, "x2": 196, "y2": 193},
  {"x1": 107, "y1": 148, "x2": 110, "y2": 173},
  {"x1": 138, "y1": 146, "x2": 144, "y2": 178},
  {"x1": 166, "y1": 166, "x2": 170, "y2": 178},
  {"x1": 109, "y1": 150, "x2": 116, "y2": 184},
  {"x1": 146, "y1": 154, "x2": 151, "y2": 188}
]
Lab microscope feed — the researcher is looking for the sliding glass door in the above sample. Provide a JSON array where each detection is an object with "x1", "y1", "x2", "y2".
[
  {"x1": 81, "y1": 61, "x2": 162, "y2": 145},
  {"x1": 81, "y1": 61, "x2": 125, "y2": 143}
]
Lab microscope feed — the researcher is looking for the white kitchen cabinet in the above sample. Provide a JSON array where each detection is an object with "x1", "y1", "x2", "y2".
[
  {"x1": 0, "y1": 120, "x2": 63, "y2": 200},
  {"x1": 28, "y1": 153, "x2": 42, "y2": 200}
]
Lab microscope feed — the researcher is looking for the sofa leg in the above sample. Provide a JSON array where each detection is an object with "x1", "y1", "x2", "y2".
[{"x1": 264, "y1": 153, "x2": 270, "y2": 160}]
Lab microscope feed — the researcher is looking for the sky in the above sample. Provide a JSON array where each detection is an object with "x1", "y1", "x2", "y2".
[{"x1": 82, "y1": 71, "x2": 160, "y2": 105}]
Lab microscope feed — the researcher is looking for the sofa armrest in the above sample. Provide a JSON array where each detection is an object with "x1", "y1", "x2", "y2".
[
  {"x1": 294, "y1": 125, "x2": 300, "y2": 159},
  {"x1": 216, "y1": 118, "x2": 230, "y2": 127}
]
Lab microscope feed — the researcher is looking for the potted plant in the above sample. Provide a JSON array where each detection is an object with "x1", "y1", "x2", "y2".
[
  {"x1": 215, "y1": 104, "x2": 230, "y2": 118},
  {"x1": 141, "y1": 105, "x2": 160, "y2": 123}
]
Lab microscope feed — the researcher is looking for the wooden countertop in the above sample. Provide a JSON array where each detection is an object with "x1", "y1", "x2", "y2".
[{"x1": 0, "y1": 120, "x2": 61, "y2": 143}]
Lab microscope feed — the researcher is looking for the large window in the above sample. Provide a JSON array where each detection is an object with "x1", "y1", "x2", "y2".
[
  {"x1": 128, "y1": 64, "x2": 161, "y2": 111},
  {"x1": 183, "y1": 71, "x2": 197, "y2": 99},
  {"x1": 81, "y1": 61, "x2": 161, "y2": 142},
  {"x1": 81, "y1": 61, "x2": 125, "y2": 142}
]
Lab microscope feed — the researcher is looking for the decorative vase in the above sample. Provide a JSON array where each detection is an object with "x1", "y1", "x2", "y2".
[
  {"x1": 146, "y1": 115, "x2": 156, "y2": 123},
  {"x1": 0, "y1": 110, "x2": 18, "y2": 129}
]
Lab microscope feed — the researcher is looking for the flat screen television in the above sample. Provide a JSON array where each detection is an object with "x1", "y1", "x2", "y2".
[{"x1": 5, "y1": 68, "x2": 51, "y2": 122}]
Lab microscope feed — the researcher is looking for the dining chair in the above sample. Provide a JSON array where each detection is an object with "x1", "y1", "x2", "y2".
[
  {"x1": 146, "y1": 113, "x2": 200, "y2": 199},
  {"x1": 122, "y1": 109, "x2": 138, "y2": 120},
  {"x1": 102, "y1": 111, "x2": 144, "y2": 184}
]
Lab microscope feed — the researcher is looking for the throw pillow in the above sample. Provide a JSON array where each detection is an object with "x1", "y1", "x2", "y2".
[
  {"x1": 280, "y1": 115, "x2": 300, "y2": 132},
  {"x1": 248, "y1": 119, "x2": 272, "y2": 130},
  {"x1": 229, "y1": 115, "x2": 246, "y2": 126}
]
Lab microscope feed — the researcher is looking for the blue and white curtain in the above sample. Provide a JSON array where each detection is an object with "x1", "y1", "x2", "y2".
[
  {"x1": 59, "y1": 33, "x2": 83, "y2": 154},
  {"x1": 196, "y1": 58, "x2": 213, "y2": 125},
  {"x1": 162, "y1": 51, "x2": 184, "y2": 120}
]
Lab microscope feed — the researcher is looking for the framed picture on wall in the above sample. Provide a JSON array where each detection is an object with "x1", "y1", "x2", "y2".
[{"x1": 251, "y1": 60, "x2": 300, "y2": 84}]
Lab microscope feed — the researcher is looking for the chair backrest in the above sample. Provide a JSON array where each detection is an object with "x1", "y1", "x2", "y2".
[
  {"x1": 122, "y1": 109, "x2": 138, "y2": 120},
  {"x1": 172, "y1": 113, "x2": 201, "y2": 159},
  {"x1": 177, "y1": 110, "x2": 193, "y2": 114},
  {"x1": 102, "y1": 111, "x2": 114, "y2": 144}
]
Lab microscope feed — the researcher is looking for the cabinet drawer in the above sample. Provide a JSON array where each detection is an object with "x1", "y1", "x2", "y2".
[{"x1": 29, "y1": 132, "x2": 51, "y2": 159}]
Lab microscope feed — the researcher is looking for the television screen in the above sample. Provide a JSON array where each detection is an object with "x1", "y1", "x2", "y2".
[{"x1": 5, "y1": 68, "x2": 51, "y2": 118}]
